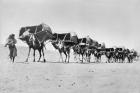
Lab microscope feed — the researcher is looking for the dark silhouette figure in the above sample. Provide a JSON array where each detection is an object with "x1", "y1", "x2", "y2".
[{"x1": 5, "y1": 34, "x2": 17, "y2": 62}]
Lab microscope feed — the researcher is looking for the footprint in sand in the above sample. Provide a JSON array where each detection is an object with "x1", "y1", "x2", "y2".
[
  {"x1": 88, "y1": 70, "x2": 94, "y2": 72},
  {"x1": 71, "y1": 82, "x2": 76, "y2": 86},
  {"x1": 45, "y1": 78, "x2": 50, "y2": 81},
  {"x1": 25, "y1": 76, "x2": 30, "y2": 81}
]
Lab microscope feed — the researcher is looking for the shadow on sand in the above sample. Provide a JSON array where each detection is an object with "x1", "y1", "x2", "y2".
[{"x1": 15, "y1": 60, "x2": 95, "y2": 64}]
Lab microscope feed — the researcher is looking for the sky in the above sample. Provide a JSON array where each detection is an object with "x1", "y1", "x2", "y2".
[{"x1": 0, "y1": 0, "x2": 140, "y2": 51}]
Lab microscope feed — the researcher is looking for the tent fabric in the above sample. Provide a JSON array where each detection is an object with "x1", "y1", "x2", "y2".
[
  {"x1": 36, "y1": 31, "x2": 53, "y2": 43},
  {"x1": 78, "y1": 37, "x2": 99, "y2": 48},
  {"x1": 52, "y1": 33, "x2": 78, "y2": 44}
]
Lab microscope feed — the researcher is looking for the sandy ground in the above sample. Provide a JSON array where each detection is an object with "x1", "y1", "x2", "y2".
[{"x1": 0, "y1": 44, "x2": 140, "y2": 93}]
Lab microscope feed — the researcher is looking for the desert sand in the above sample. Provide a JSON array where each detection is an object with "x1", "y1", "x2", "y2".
[{"x1": 0, "y1": 44, "x2": 140, "y2": 93}]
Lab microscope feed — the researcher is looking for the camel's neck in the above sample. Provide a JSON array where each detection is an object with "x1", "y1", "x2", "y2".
[{"x1": 52, "y1": 43, "x2": 59, "y2": 50}]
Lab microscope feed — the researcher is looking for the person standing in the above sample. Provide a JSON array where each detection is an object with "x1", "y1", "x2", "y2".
[{"x1": 5, "y1": 34, "x2": 17, "y2": 62}]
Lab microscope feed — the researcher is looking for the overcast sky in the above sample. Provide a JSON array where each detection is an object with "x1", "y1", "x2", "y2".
[{"x1": 0, "y1": 0, "x2": 140, "y2": 51}]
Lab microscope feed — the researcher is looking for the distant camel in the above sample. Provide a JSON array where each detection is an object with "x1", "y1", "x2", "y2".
[
  {"x1": 52, "y1": 41, "x2": 72, "y2": 62},
  {"x1": 73, "y1": 37, "x2": 99, "y2": 63},
  {"x1": 51, "y1": 33, "x2": 78, "y2": 63}
]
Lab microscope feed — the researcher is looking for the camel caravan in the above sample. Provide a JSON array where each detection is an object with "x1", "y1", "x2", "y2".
[{"x1": 5, "y1": 23, "x2": 139, "y2": 63}]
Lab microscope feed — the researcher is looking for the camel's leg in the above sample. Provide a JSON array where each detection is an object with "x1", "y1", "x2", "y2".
[
  {"x1": 63, "y1": 51, "x2": 67, "y2": 63},
  {"x1": 60, "y1": 53, "x2": 64, "y2": 62},
  {"x1": 108, "y1": 58, "x2": 110, "y2": 63},
  {"x1": 42, "y1": 48, "x2": 46, "y2": 62},
  {"x1": 59, "y1": 50, "x2": 63, "y2": 62},
  {"x1": 38, "y1": 49, "x2": 41, "y2": 62},
  {"x1": 81, "y1": 54, "x2": 84, "y2": 63},
  {"x1": 33, "y1": 50, "x2": 35, "y2": 62},
  {"x1": 26, "y1": 48, "x2": 31, "y2": 62},
  {"x1": 78, "y1": 54, "x2": 81, "y2": 62},
  {"x1": 67, "y1": 48, "x2": 70, "y2": 63},
  {"x1": 99, "y1": 56, "x2": 101, "y2": 63},
  {"x1": 68, "y1": 52, "x2": 70, "y2": 63},
  {"x1": 88, "y1": 55, "x2": 91, "y2": 63},
  {"x1": 13, "y1": 57, "x2": 15, "y2": 63},
  {"x1": 74, "y1": 53, "x2": 77, "y2": 61}
]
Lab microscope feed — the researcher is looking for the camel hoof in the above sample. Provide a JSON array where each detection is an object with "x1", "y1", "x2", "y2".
[
  {"x1": 25, "y1": 60, "x2": 28, "y2": 62},
  {"x1": 44, "y1": 59, "x2": 46, "y2": 62}
]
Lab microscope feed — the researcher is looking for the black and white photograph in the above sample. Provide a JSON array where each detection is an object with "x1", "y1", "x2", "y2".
[{"x1": 0, "y1": 0, "x2": 140, "y2": 93}]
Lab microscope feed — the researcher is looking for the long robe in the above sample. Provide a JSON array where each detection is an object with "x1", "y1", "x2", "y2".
[{"x1": 5, "y1": 38, "x2": 17, "y2": 58}]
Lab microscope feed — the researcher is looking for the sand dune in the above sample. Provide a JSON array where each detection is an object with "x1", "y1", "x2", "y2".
[{"x1": 0, "y1": 45, "x2": 140, "y2": 93}]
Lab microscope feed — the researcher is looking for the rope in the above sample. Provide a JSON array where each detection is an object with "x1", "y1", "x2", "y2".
[
  {"x1": 29, "y1": 33, "x2": 35, "y2": 46},
  {"x1": 34, "y1": 34, "x2": 42, "y2": 47},
  {"x1": 57, "y1": 33, "x2": 58, "y2": 41},
  {"x1": 63, "y1": 33, "x2": 72, "y2": 43},
  {"x1": 25, "y1": 27, "x2": 27, "y2": 31},
  {"x1": 81, "y1": 38, "x2": 83, "y2": 43},
  {"x1": 34, "y1": 26, "x2": 42, "y2": 46},
  {"x1": 35, "y1": 26, "x2": 38, "y2": 34},
  {"x1": 62, "y1": 33, "x2": 67, "y2": 42}
]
